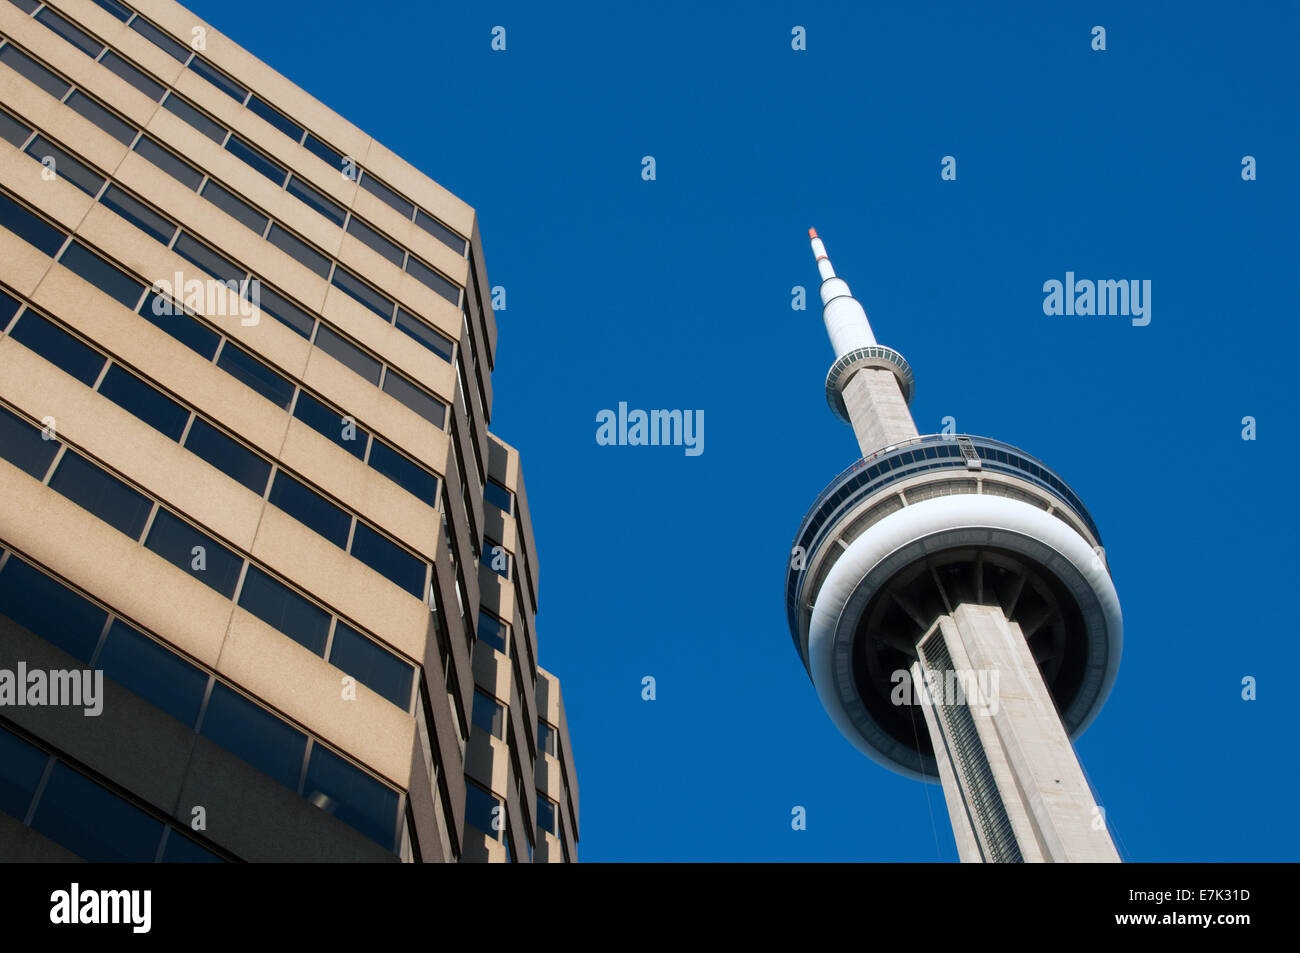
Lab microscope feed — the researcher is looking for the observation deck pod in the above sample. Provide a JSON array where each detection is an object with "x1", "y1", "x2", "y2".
[{"x1": 785, "y1": 434, "x2": 1123, "y2": 781}]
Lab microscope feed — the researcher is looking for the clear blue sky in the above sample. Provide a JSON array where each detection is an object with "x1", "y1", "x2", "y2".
[{"x1": 185, "y1": 0, "x2": 1299, "y2": 861}]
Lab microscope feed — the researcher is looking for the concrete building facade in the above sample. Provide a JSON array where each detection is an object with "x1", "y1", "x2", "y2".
[{"x1": 0, "y1": 0, "x2": 577, "y2": 862}]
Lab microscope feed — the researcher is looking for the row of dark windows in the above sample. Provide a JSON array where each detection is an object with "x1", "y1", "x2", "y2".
[
  {"x1": 15, "y1": 0, "x2": 468, "y2": 258},
  {"x1": 0, "y1": 548, "x2": 404, "y2": 853},
  {"x1": 0, "y1": 82, "x2": 458, "y2": 368},
  {"x1": 0, "y1": 183, "x2": 449, "y2": 442},
  {"x1": 0, "y1": 289, "x2": 432, "y2": 602},
  {"x1": 0, "y1": 721, "x2": 226, "y2": 862},
  {"x1": 0, "y1": 402, "x2": 417, "y2": 711}
]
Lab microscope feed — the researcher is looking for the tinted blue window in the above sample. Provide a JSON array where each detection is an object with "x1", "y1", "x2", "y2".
[
  {"x1": 97, "y1": 619, "x2": 208, "y2": 727},
  {"x1": 161, "y1": 832, "x2": 224, "y2": 862},
  {"x1": 465, "y1": 782, "x2": 500, "y2": 840},
  {"x1": 92, "y1": 0, "x2": 132, "y2": 22},
  {"x1": 235, "y1": 566, "x2": 329, "y2": 655},
  {"x1": 216, "y1": 344, "x2": 294, "y2": 408},
  {"x1": 267, "y1": 224, "x2": 329, "y2": 277},
  {"x1": 8, "y1": 311, "x2": 105, "y2": 385},
  {"x1": 172, "y1": 232, "x2": 243, "y2": 282},
  {"x1": 225, "y1": 135, "x2": 286, "y2": 186},
  {"x1": 302, "y1": 744, "x2": 398, "y2": 851},
  {"x1": 350, "y1": 523, "x2": 425, "y2": 598},
  {"x1": 99, "y1": 50, "x2": 165, "y2": 101},
  {"x1": 268, "y1": 472, "x2": 351, "y2": 548},
  {"x1": 99, "y1": 185, "x2": 175, "y2": 243},
  {"x1": 302, "y1": 133, "x2": 344, "y2": 170},
  {"x1": 358, "y1": 172, "x2": 413, "y2": 218},
  {"x1": 382, "y1": 370, "x2": 446, "y2": 428},
  {"x1": 252, "y1": 284, "x2": 314, "y2": 339},
  {"x1": 59, "y1": 241, "x2": 145, "y2": 308},
  {"x1": 0, "y1": 45, "x2": 71, "y2": 98},
  {"x1": 394, "y1": 309, "x2": 454, "y2": 362},
  {"x1": 65, "y1": 91, "x2": 135, "y2": 144},
  {"x1": 405, "y1": 257, "x2": 460, "y2": 305},
  {"x1": 329, "y1": 622, "x2": 413, "y2": 710},
  {"x1": 414, "y1": 209, "x2": 467, "y2": 255},
  {"x1": 484, "y1": 479, "x2": 512, "y2": 514},
  {"x1": 130, "y1": 17, "x2": 190, "y2": 62},
  {"x1": 30, "y1": 763, "x2": 164, "y2": 862},
  {"x1": 285, "y1": 176, "x2": 345, "y2": 226},
  {"x1": 537, "y1": 795, "x2": 557, "y2": 835},
  {"x1": 201, "y1": 179, "x2": 268, "y2": 234},
  {"x1": 247, "y1": 94, "x2": 302, "y2": 140},
  {"x1": 187, "y1": 57, "x2": 246, "y2": 102},
  {"x1": 0, "y1": 405, "x2": 58, "y2": 479},
  {"x1": 0, "y1": 108, "x2": 30, "y2": 147},
  {"x1": 0, "y1": 726, "x2": 46, "y2": 821},
  {"x1": 139, "y1": 293, "x2": 220, "y2": 359},
  {"x1": 144, "y1": 508, "x2": 242, "y2": 597},
  {"x1": 161, "y1": 94, "x2": 225, "y2": 143},
  {"x1": 345, "y1": 216, "x2": 403, "y2": 267},
  {"x1": 35, "y1": 8, "x2": 104, "y2": 57},
  {"x1": 24, "y1": 136, "x2": 104, "y2": 196},
  {"x1": 9, "y1": 0, "x2": 41, "y2": 13},
  {"x1": 0, "y1": 556, "x2": 106, "y2": 662},
  {"x1": 183, "y1": 418, "x2": 270, "y2": 494},
  {"x1": 292, "y1": 391, "x2": 366, "y2": 459},
  {"x1": 472, "y1": 690, "x2": 504, "y2": 738},
  {"x1": 199, "y1": 682, "x2": 306, "y2": 791},
  {"x1": 330, "y1": 266, "x2": 392, "y2": 320},
  {"x1": 313, "y1": 325, "x2": 380, "y2": 384},
  {"x1": 476, "y1": 611, "x2": 506, "y2": 654},
  {"x1": 0, "y1": 190, "x2": 65, "y2": 256},
  {"x1": 484, "y1": 539, "x2": 509, "y2": 579},
  {"x1": 97, "y1": 365, "x2": 190, "y2": 440},
  {"x1": 367, "y1": 440, "x2": 437, "y2": 505},
  {"x1": 49, "y1": 452, "x2": 153, "y2": 539},
  {"x1": 134, "y1": 135, "x2": 203, "y2": 189}
]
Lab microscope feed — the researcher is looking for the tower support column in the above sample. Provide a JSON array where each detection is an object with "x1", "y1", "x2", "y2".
[
  {"x1": 841, "y1": 366, "x2": 919, "y2": 455},
  {"x1": 913, "y1": 602, "x2": 1120, "y2": 863}
]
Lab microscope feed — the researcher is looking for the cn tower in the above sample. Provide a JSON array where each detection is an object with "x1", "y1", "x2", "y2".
[{"x1": 786, "y1": 230, "x2": 1122, "y2": 862}]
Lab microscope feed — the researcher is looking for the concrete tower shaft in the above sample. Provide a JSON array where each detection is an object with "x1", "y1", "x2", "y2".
[{"x1": 790, "y1": 230, "x2": 1122, "y2": 863}]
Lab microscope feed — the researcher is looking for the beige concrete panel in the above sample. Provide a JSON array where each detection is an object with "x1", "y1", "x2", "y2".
[
  {"x1": 360, "y1": 137, "x2": 474, "y2": 237},
  {"x1": 176, "y1": 737, "x2": 397, "y2": 862},
  {"x1": 0, "y1": 4, "x2": 154, "y2": 132},
  {"x1": 0, "y1": 72, "x2": 133, "y2": 184},
  {"x1": 314, "y1": 289, "x2": 455, "y2": 404},
  {"x1": 27, "y1": 252, "x2": 300, "y2": 459},
  {"x1": 0, "y1": 341, "x2": 266, "y2": 552},
  {"x1": 471, "y1": 643, "x2": 510, "y2": 704},
  {"x1": 465, "y1": 733, "x2": 510, "y2": 796},
  {"x1": 349, "y1": 185, "x2": 469, "y2": 286},
  {"x1": 51, "y1": 0, "x2": 189, "y2": 87},
  {"x1": 534, "y1": 753, "x2": 563, "y2": 800},
  {"x1": 0, "y1": 216, "x2": 58, "y2": 298},
  {"x1": 69, "y1": 203, "x2": 317, "y2": 382},
  {"x1": 388, "y1": 269, "x2": 463, "y2": 341},
  {"x1": 278, "y1": 418, "x2": 439, "y2": 563},
  {"x1": 138, "y1": 107, "x2": 352, "y2": 269},
  {"x1": 0, "y1": 458, "x2": 233, "y2": 668},
  {"x1": 0, "y1": 140, "x2": 92, "y2": 236},
  {"x1": 296, "y1": 346, "x2": 449, "y2": 477},
  {"x1": 247, "y1": 506, "x2": 427, "y2": 659},
  {"x1": 217, "y1": 608, "x2": 414, "y2": 787},
  {"x1": 112, "y1": 149, "x2": 338, "y2": 320},
  {"x1": 133, "y1": 0, "x2": 373, "y2": 162},
  {"x1": 0, "y1": 615, "x2": 198, "y2": 813}
]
